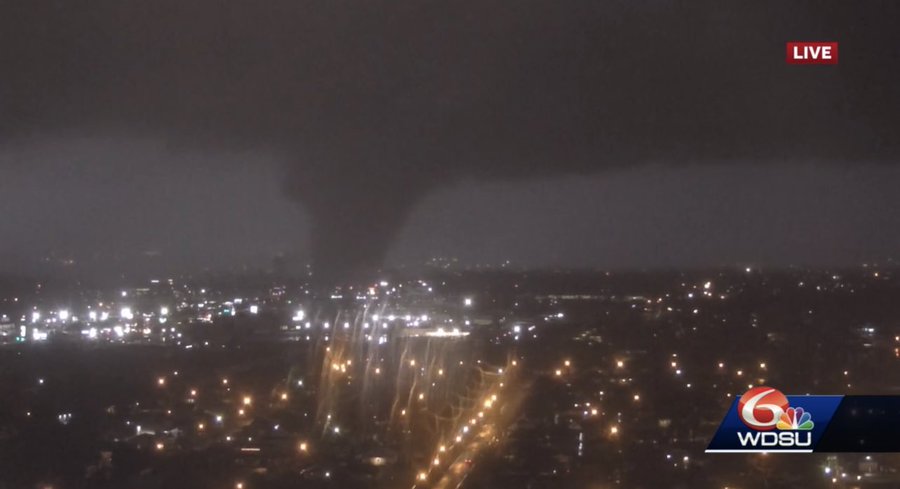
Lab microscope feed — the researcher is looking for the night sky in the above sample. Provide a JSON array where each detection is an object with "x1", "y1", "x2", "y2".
[{"x1": 1, "y1": 1, "x2": 898, "y2": 279}]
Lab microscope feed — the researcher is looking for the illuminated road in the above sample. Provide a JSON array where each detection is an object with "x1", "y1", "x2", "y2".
[{"x1": 412, "y1": 363, "x2": 530, "y2": 489}]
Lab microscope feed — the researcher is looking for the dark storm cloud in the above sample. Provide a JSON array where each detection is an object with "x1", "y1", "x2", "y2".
[
  {"x1": 1, "y1": 1, "x2": 898, "y2": 278},
  {"x1": 392, "y1": 164, "x2": 900, "y2": 269},
  {"x1": 0, "y1": 140, "x2": 306, "y2": 278}
]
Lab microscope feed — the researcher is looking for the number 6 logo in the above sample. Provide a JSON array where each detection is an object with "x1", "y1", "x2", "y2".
[{"x1": 738, "y1": 387, "x2": 789, "y2": 431}]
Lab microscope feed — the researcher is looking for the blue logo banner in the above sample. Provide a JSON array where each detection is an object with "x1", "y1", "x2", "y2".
[{"x1": 707, "y1": 395, "x2": 844, "y2": 453}]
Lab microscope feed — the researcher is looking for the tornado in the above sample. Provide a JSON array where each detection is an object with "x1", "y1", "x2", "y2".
[{"x1": 287, "y1": 163, "x2": 428, "y2": 281}]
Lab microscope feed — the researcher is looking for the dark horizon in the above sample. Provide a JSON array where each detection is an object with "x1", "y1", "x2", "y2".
[{"x1": 2, "y1": 160, "x2": 900, "y2": 282}]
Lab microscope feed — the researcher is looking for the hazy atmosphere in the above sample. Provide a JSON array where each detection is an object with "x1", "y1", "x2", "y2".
[{"x1": 2, "y1": 0, "x2": 899, "y2": 280}]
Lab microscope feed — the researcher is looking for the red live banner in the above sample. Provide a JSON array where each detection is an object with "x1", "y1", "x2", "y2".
[{"x1": 786, "y1": 42, "x2": 838, "y2": 65}]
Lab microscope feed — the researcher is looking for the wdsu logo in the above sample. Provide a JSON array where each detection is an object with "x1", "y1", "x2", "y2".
[
  {"x1": 737, "y1": 387, "x2": 813, "y2": 448},
  {"x1": 707, "y1": 387, "x2": 842, "y2": 453}
]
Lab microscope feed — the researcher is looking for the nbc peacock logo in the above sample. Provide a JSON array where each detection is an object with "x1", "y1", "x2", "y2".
[{"x1": 776, "y1": 407, "x2": 814, "y2": 431}]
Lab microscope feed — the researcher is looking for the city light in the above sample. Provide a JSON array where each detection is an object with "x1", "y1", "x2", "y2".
[{"x1": 2, "y1": 267, "x2": 892, "y2": 487}]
